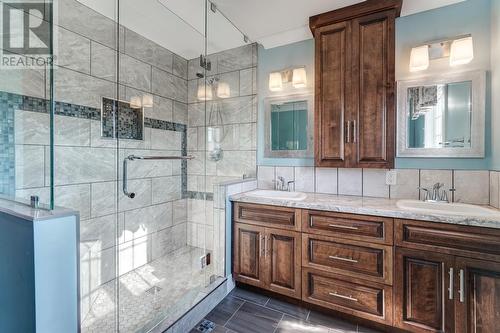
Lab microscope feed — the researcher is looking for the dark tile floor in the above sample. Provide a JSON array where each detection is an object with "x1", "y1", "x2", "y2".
[{"x1": 191, "y1": 287, "x2": 382, "y2": 333}]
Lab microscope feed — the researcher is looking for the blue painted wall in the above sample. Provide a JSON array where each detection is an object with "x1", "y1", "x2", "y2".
[
  {"x1": 0, "y1": 212, "x2": 79, "y2": 333},
  {"x1": 257, "y1": 0, "x2": 494, "y2": 170},
  {"x1": 0, "y1": 212, "x2": 36, "y2": 333},
  {"x1": 395, "y1": 0, "x2": 492, "y2": 170},
  {"x1": 257, "y1": 40, "x2": 315, "y2": 167}
]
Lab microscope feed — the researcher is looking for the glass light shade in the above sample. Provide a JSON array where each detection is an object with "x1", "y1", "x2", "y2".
[
  {"x1": 217, "y1": 82, "x2": 231, "y2": 99},
  {"x1": 197, "y1": 84, "x2": 213, "y2": 101},
  {"x1": 292, "y1": 67, "x2": 307, "y2": 88},
  {"x1": 450, "y1": 36, "x2": 474, "y2": 66},
  {"x1": 269, "y1": 72, "x2": 283, "y2": 91},
  {"x1": 142, "y1": 94, "x2": 153, "y2": 108},
  {"x1": 409, "y1": 45, "x2": 429, "y2": 72},
  {"x1": 130, "y1": 96, "x2": 142, "y2": 108}
]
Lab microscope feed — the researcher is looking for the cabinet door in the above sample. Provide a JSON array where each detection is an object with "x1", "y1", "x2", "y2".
[
  {"x1": 394, "y1": 248, "x2": 455, "y2": 333},
  {"x1": 233, "y1": 223, "x2": 266, "y2": 288},
  {"x1": 455, "y1": 258, "x2": 500, "y2": 333},
  {"x1": 265, "y1": 228, "x2": 302, "y2": 299},
  {"x1": 351, "y1": 10, "x2": 396, "y2": 168},
  {"x1": 314, "y1": 21, "x2": 352, "y2": 167}
]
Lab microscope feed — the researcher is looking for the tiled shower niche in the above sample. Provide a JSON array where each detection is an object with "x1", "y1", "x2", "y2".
[{"x1": 101, "y1": 97, "x2": 144, "y2": 140}]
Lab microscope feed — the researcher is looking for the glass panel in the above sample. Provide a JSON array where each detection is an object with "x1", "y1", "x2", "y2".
[
  {"x1": 407, "y1": 81, "x2": 472, "y2": 149},
  {"x1": 52, "y1": 0, "x2": 120, "y2": 331},
  {"x1": 0, "y1": 0, "x2": 55, "y2": 208},
  {"x1": 117, "y1": 0, "x2": 210, "y2": 331},
  {"x1": 206, "y1": 0, "x2": 257, "y2": 288}
]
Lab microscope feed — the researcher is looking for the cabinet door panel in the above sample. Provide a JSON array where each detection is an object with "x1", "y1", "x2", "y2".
[
  {"x1": 394, "y1": 248, "x2": 454, "y2": 333},
  {"x1": 351, "y1": 11, "x2": 395, "y2": 168},
  {"x1": 314, "y1": 22, "x2": 351, "y2": 167},
  {"x1": 455, "y1": 258, "x2": 500, "y2": 333},
  {"x1": 234, "y1": 223, "x2": 266, "y2": 288},
  {"x1": 266, "y1": 228, "x2": 301, "y2": 299}
]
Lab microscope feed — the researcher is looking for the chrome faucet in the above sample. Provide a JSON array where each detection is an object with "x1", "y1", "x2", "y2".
[
  {"x1": 274, "y1": 176, "x2": 295, "y2": 192},
  {"x1": 419, "y1": 182, "x2": 456, "y2": 203}
]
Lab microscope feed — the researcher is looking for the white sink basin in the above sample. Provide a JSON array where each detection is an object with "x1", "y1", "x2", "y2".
[
  {"x1": 396, "y1": 200, "x2": 500, "y2": 218},
  {"x1": 247, "y1": 190, "x2": 307, "y2": 201}
]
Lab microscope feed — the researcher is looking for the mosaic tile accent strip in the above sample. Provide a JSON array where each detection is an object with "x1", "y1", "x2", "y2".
[
  {"x1": 0, "y1": 91, "x2": 190, "y2": 198},
  {"x1": 0, "y1": 92, "x2": 18, "y2": 196},
  {"x1": 186, "y1": 191, "x2": 214, "y2": 201},
  {"x1": 101, "y1": 97, "x2": 144, "y2": 140}
]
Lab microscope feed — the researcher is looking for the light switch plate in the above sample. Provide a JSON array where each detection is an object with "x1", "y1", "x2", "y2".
[{"x1": 386, "y1": 170, "x2": 397, "y2": 186}]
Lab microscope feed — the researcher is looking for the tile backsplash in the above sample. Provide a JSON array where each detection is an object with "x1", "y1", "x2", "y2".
[{"x1": 258, "y1": 166, "x2": 495, "y2": 206}]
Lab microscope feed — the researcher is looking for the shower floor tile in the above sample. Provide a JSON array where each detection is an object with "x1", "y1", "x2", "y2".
[{"x1": 81, "y1": 246, "x2": 221, "y2": 333}]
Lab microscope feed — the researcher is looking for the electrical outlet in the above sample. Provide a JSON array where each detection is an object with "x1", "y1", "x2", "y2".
[{"x1": 386, "y1": 170, "x2": 397, "y2": 186}]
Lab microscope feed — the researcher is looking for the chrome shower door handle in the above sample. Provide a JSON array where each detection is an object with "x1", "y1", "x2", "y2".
[{"x1": 123, "y1": 157, "x2": 136, "y2": 199}]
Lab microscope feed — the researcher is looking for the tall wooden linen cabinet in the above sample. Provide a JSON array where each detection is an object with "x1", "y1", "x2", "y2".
[{"x1": 310, "y1": 0, "x2": 401, "y2": 168}]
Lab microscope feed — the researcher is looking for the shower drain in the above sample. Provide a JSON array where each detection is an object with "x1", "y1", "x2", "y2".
[
  {"x1": 145, "y1": 286, "x2": 162, "y2": 295},
  {"x1": 194, "y1": 319, "x2": 215, "y2": 333}
]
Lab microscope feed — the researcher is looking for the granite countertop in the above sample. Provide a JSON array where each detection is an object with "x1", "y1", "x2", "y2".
[
  {"x1": 230, "y1": 191, "x2": 500, "y2": 230},
  {"x1": 0, "y1": 198, "x2": 78, "y2": 222}
]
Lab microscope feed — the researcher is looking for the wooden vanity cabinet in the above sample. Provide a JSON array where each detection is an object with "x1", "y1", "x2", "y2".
[
  {"x1": 394, "y1": 248, "x2": 455, "y2": 333},
  {"x1": 233, "y1": 203, "x2": 500, "y2": 332},
  {"x1": 454, "y1": 258, "x2": 500, "y2": 333},
  {"x1": 310, "y1": 0, "x2": 401, "y2": 168},
  {"x1": 233, "y1": 203, "x2": 302, "y2": 299}
]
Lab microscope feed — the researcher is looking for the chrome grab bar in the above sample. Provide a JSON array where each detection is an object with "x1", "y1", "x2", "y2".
[{"x1": 123, "y1": 154, "x2": 195, "y2": 198}]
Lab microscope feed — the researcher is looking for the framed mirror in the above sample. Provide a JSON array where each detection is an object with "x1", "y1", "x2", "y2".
[
  {"x1": 264, "y1": 94, "x2": 314, "y2": 158},
  {"x1": 397, "y1": 70, "x2": 486, "y2": 158}
]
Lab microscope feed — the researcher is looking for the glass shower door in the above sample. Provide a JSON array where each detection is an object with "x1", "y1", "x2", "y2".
[{"x1": 116, "y1": 0, "x2": 211, "y2": 331}]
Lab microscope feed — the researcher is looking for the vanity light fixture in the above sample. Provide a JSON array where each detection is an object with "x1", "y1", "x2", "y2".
[
  {"x1": 269, "y1": 67, "x2": 307, "y2": 91},
  {"x1": 197, "y1": 83, "x2": 213, "y2": 101},
  {"x1": 197, "y1": 78, "x2": 231, "y2": 101},
  {"x1": 292, "y1": 67, "x2": 307, "y2": 88},
  {"x1": 217, "y1": 82, "x2": 231, "y2": 99},
  {"x1": 142, "y1": 94, "x2": 153, "y2": 108},
  {"x1": 450, "y1": 36, "x2": 474, "y2": 66},
  {"x1": 269, "y1": 72, "x2": 283, "y2": 91},
  {"x1": 409, "y1": 34, "x2": 474, "y2": 72},
  {"x1": 409, "y1": 45, "x2": 430, "y2": 72},
  {"x1": 130, "y1": 96, "x2": 142, "y2": 109}
]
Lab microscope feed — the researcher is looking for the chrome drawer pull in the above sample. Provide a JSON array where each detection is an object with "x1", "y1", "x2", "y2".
[
  {"x1": 329, "y1": 255, "x2": 358, "y2": 263},
  {"x1": 329, "y1": 292, "x2": 358, "y2": 302},
  {"x1": 448, "y1": 267, "x2": 454, "y2": 300},
  {"x1": 459, "y1": 269, "x2": 465, "y2": 303},
  {"x1": 328, "y1": 224, "x2": 359, "y2": 230}
]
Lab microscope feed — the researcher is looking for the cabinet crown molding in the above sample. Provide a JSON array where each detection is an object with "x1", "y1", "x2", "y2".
[{"x1": 309, "y1": 0, "x2": 402, "y2": 33}]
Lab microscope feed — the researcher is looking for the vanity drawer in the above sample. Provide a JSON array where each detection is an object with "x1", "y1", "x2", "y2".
[
  {"x1": 395, "y1": 219, "x2": 500, "y2": 262},
  {"x1": 302, "y1": 234, "x2": 392, "y2": 285},
  {"x1": 234, "y1": 202, "x2": 301, "y2": 231},
  {"x1": 302, "y1": 210, "x2": 393, "y2": 245},
  {"x1": 302, "y1": 268, "x2": 393, "y2": 325}
]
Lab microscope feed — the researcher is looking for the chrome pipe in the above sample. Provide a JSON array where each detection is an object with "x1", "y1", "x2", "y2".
[
  {"x1": 126, "y1": 154, "x2": 195, "y2": 161},
  {"x1": 123, "y1": 154, "x2": 195, "y2": 198}
]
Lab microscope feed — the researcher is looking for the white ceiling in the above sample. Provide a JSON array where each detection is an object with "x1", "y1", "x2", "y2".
[
  {"x1": 76, "y1": 0, "x2": 467, "y2": 59},
  {"x1": 214, "y1": 0, "x2": 467, "y2": 49}
]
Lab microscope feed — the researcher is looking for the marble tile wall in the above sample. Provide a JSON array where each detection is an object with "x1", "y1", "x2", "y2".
[
  {"x1": 186, "y1": 44, "x2": 258, "y2": 195},
  {"x1": 490, "y1": 171, "x2": 500, "y2": 208},
  {"x1": 258, "y1": 166, "x2": 493, "y2": 206},
  {"x1": 3, "y1": 0, "x2": 193, "y2": 322},
  {"x1": 212, "y1": 179, "x2": 257, "y2": 278}
]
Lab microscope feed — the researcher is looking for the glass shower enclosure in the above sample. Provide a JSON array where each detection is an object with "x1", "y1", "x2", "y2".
[{"x1": 0, "y1": 0, "x2": 254, "y2": 331}]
